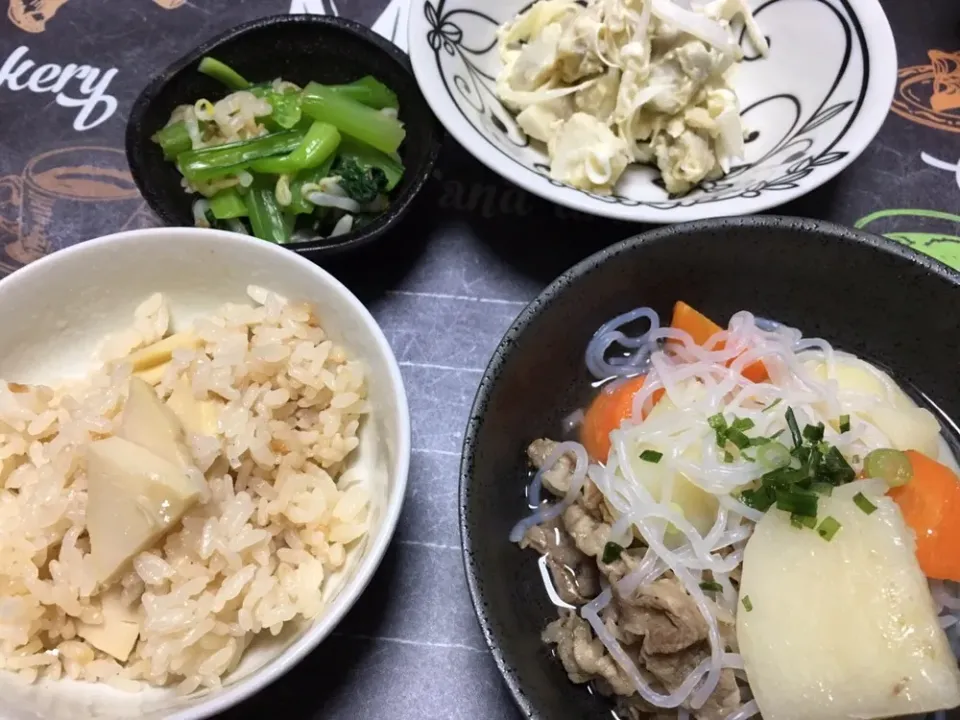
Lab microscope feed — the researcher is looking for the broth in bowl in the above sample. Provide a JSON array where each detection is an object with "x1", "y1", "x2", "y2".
[{"x1": 511, "y1": 301, "x2": 960, "y2": 719}]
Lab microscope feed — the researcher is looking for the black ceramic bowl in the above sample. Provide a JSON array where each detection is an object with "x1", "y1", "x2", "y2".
[
  {"x1": 460, "y1": 216, "x2": 960, "y2": 720},
  {"x1": 126, "y1": 14, "x2": 442, "y2": 259}
]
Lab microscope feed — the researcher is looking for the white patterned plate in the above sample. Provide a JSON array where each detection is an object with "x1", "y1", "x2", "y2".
[{"x1": 407, "y1": 0, "x2": 897, "y2": 222}]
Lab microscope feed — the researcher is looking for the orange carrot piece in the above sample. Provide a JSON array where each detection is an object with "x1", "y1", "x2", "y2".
[
  {"x1": 670, "y1": 301, "x2": 723, "y2": 347},
  {"x1": 580, "y1": 376, "x2": 664, "y2": 461},
  {"x1": 888, "y1": 450, "x2": 960, "y2": 581},
  {"x1": 669, "y1": 301, "x2": 769, "y2": 383}
]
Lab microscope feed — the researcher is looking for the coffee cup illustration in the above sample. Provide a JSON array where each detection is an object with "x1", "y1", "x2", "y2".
[
  {"x1": 0, "y1": 146, "x2": 142, "y2": 273},
  {"x1": 7, "y1": 0, "x2": 68, "y2": 33},
  {"x1": 9, "y1": 0, "x2": 183, "y2": 33}
]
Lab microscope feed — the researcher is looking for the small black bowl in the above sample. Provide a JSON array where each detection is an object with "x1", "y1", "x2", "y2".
[
  {"x1": 460, "y1": 216, "x2": 960, "y2": 720},
  {"x1": 126, "y1": 14, "x2": 442, "y2": 259}
]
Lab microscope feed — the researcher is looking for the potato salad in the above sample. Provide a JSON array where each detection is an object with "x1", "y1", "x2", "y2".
[{"x1": 495, "y1": 0, "x2": 768, "y2": 195}]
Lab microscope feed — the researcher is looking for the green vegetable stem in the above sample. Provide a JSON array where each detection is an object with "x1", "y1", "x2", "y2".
[
  {"x1": 151, "y1": 122, "x2": 192, "y2": 160},
  {"x1": 177, "y1": 130, "x2": 306, "y2": 183},
  {"x1": 198, "y1": 57, "x2": 250, "y2": 91},
  {"x1": 248, "y1": 122, "x2": 340, "y2": 175},
  {"x1": 244, "y1": 184, "x2": 290, "y2": 244},
  {"x1": 265, "y1": 90, "x2": 302, "y2": 130},
  {"x1": 326, "y1": 76, "x2": 399, "y2": 110},
  {"x1": 209, "y1": 188, "x2": 248, "y2": 220},
  {"x1": 301, "y1": 82, "x2": 405, "y2": 155},
  {"x1": 288, "y1": 156, "x2": 338, "y2": 215}
]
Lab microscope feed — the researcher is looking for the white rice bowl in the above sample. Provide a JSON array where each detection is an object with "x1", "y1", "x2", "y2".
[{"x1": 0, "y1": 229, "x2": 410, "y2": 720}]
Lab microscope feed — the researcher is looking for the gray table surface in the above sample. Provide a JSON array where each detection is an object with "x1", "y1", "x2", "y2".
[{"x1": 1, "y1": 0, "x2": 959, "y2": 717}]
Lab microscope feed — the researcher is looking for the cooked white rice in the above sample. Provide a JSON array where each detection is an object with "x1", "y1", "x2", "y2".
[{"x1": 0, "y1": 286, "x2": 371, "y2": 692}]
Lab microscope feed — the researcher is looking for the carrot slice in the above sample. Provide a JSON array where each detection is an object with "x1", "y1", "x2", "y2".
[
  {"x1": 581, "y1": 376, "x2": 664, "y2": 461},
  {"x1": 671, "y1": 301, "x2": 723, "y2": 347},
  {"x1": 888, "y1": 450, "x2": 960, "y2": 581},
  {"x1": 669, "y1": 301, "x2": 769, "y2": 383}
]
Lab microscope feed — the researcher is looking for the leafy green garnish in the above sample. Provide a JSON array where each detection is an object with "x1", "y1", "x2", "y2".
[
  {"x1": 334, "y1": 156, "x2": 388, "y2": 204},
  {"x1": 736, "y1": 407, "x2": 859, "y2": 527}
]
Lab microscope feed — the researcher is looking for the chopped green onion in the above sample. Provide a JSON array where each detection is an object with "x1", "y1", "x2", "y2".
[
  {"x1": 740, "y1": 486, "x2": 775, "y2": 512},
  {"x1": 726, "y1": 428, "x2": 751, "y2": 450},
  {"x1": 791, "y1": 513, "x2": 817, "y2": 529},
  {"x1": 640, "y1": 450, "x2": 663, "y2": 464},
  {"x1": 756, "y1": 441, "x2": 791, "y2": 470},
  {"x1": 724, "y1": 450, "x2": 734, "y2": 463},
  {"x1": 817, "y1": 515, "x2": 842, "y2": 541},
  {"x1": 853, "y1": 492, "x2": 878, "y2": 515},
  {"x1": 804, "y1": 447, "x2": 822, "y2": 480},
  {"x1": 601, "y1": 542, "x2": 624, "y2": 564},
  {"x1": 803, "y1": 422, "x2": 825, "y2": 443},
  {"x1": 750, "y1": 429, "x2": 786, "y2": 447},
  {"x1": 785, "y1": 407, "x2": 802, "y2": 448},
  {"x1": 775, "y1": 490, "x2": 818, "y2": 517},
  {"x1": 863, "y1": 448, "x2": 913, "y2": 488},
  {"x1": 763, "y1": 398, "x2": 782, "y2": 412},
  {"x1": 811, "y1": 482, "x2": 834, "y2": 496},
  {"x1": 731, "y1": 417, "x2": 755, "y2": 432},
  {"x1": 839, "y1": 414, "x2": 851, "y2": 433},
  {"x1": 708, "y1": 413, "x2": 726, "y2": 430},
  {"x1": 742, "y1": 595, "x2": 753, "y2": 612},
  {"x1": 823, "y1": 446, "x2": 856, "y2": 485},
  {"x1": 699, "y1": 581, "x2": 723, "y2": 592}
]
